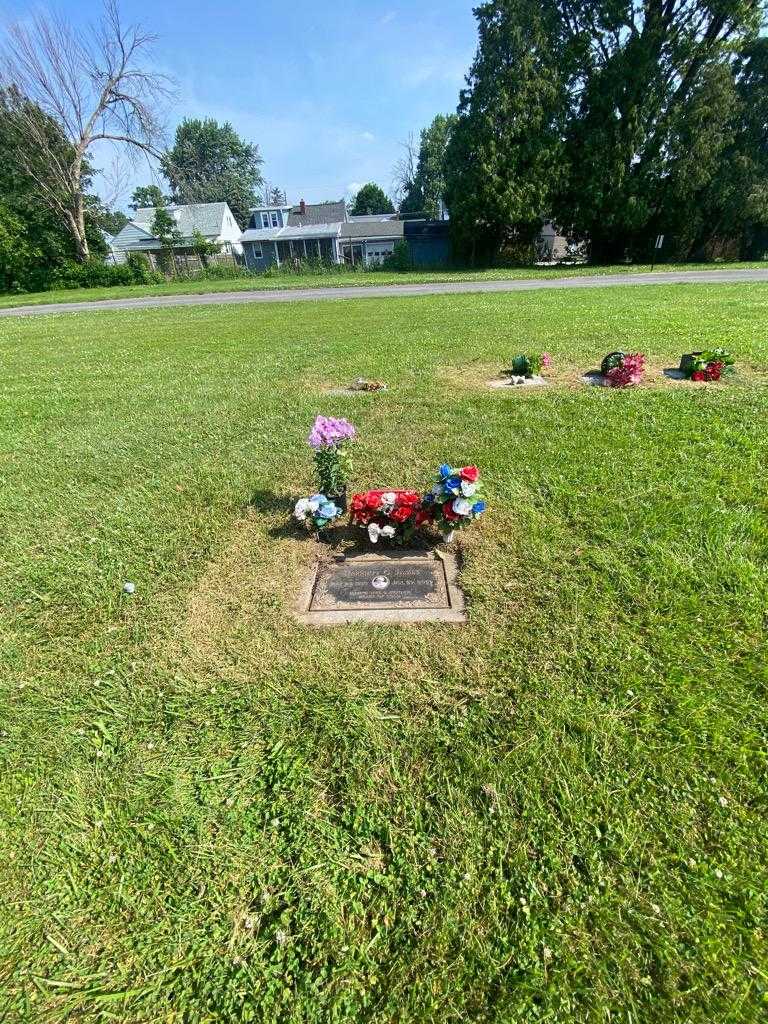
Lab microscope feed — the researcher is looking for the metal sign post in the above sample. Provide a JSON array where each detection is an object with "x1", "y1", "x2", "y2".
[{"x1": 651, "y1": 234, "x2": 664, "y2": 271}]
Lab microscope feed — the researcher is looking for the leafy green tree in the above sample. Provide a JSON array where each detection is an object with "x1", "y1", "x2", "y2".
[
  {"x1": 162, "y1": 118, "x2": 263, "y2": 228},
  {"x1": 151, "y1": 204, "x2": 181, "y2": 274},
  {"x1": 349, "y1": 183, "x2": 395, "y2": 216},
  {"x1": 269, "y1": 186, "x2": 286, "y2": 206},
  {"x1": 443, "y1": 0, "x2": 566, "y2": 262},
  {"x1": 0, "y1": 86, "x2": 105, "y2": 292},
  {"x1": 445, "y1": 0, "x2": 765, "y2": 263},
  {"x1": 97, "y1": 208, "x2": 129, "y2": 236},
  {"x1": 0, "y1": 204, "x2": 32, "y2": 292},
  {"x1": 554, "y1": 0, "x2": 764, "y2": 260},
  {"x1": 130, "y1": 185, "x2": 171, "y2": 211},
  {"x1": 400, "y1": 115, "x2": 456, "y2": 217},
  {"x1": 191, "y1": 229, "x2": 221, "y2": 266}
]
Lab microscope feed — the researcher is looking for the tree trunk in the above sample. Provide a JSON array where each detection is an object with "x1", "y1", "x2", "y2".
[{"x1": 73, "y1": 189, "x2": 89, "y2": 261}]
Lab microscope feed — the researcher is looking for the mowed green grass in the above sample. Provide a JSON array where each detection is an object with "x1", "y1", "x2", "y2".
[
  {"x1": 0, "y1": 260, "x2": 766, "y2": 308},
  {"x1": 1, "y1": 284, "x2": 767, "y2": 1022}
]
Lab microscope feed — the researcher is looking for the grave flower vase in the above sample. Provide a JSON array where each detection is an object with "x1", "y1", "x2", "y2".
[
  {"x1": 328, "y1": 487, "x2": 347, "y2": 514},
  {"x1": 680, "y1": 352, "x2": 703, "y2": 375}
]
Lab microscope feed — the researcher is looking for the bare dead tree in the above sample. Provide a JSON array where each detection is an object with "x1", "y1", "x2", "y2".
[
  {"x1": 391, "y1": 131, "x2": 418, "y2": 210},
  {"x1": 0, "y1": 0, "x2": 173, "y2": 259}
]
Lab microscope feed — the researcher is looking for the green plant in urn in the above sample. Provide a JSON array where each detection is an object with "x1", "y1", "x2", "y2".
[{"x1": 600, "y1": 351, "x2": 626, "y2": 375}]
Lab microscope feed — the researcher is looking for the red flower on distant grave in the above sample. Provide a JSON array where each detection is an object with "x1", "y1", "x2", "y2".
[
  {"x1": 460, "y1": 466, "x2": 479, "y2": 483},
  {"x1": 691, "y1": 370, "x2": 706, "y2": 381}
]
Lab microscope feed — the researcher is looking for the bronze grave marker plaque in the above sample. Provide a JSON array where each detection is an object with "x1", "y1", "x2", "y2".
[{"x1": 296, "y1": 553, "x2": 466, "y2": 625}]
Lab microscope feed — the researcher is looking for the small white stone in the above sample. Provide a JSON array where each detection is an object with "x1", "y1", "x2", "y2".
[{"x1": 122, "y1": 582, "x2": 135, "y2": 594}]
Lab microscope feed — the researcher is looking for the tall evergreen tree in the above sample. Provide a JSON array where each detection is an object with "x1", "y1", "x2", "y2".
[
  {"x1": 445, "y1": 0, "x2": 765, "y2": 262},
  {"x1": 555, "y1": 0, "x2": 764, "y2": 260},
  {"x1": 443, "y1": 0, "x2": 567, "y2": 262},
  {"x1": 690, "y1": 37, "x2": 768, "y2": 257},
  {"x1": 162, "y1": 118, "x2": 263, "y2": 228},
  {"x1": 400, "y1": 114, "x2": 457, "y2": 218}
]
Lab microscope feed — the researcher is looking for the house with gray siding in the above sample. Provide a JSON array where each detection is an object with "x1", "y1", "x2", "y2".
[{"x1": 240, "y1": 199, "x2": 452, "y2": 270}]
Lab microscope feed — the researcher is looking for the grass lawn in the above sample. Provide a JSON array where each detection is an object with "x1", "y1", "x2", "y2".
[
  {"x1": 1, "y1": 283, "x2": 767, "y2": 1022},
  {"x1": 0, "y1": 260, "x2": 766, "y2": 309}
]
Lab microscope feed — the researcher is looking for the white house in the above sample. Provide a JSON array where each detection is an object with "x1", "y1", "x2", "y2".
[{"x1": 111, "y1": 202, "x2": 243, "y2": 258}]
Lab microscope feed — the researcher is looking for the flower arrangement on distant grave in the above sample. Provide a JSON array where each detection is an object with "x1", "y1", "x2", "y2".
[
  {"x1": 351, "y1": 378, "x2": 388, "y2": 392},
  {"x1": 679, "y1": 348, "x2": 734, "y2": 382},
  {"x1": 293, "y1": 494, "x2": 344, "y2": 536},
  {"x1": 307, "y1": 415, "x2": 356, "y2": 510},
  {"x1": 599, "y1": 351, "x2": 645, "y2": 388},
  {"x1": 505, "y1": 352, "x2": 553, "y2": 385},
  {"x1": 420, "y1": 464, "x2": 486, "y2": 542},
  {"x1": 350, "y1": 489, "x2": 424, "y2": 544}
]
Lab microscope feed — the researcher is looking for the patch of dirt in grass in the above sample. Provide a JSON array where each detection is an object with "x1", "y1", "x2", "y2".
[
  {"x1": 442, "y1": 361, "x2": 762, "y2": 392},
  {"x1": 166, "y1": 506, "x2": 314, "y2": 675}
]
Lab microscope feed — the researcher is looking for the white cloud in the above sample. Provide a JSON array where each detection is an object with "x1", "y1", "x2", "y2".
[
  {"x1": 360, "y1": 131, "x2": 375, "y2": 143},
  {"x1": 378, "y1": 11, "x2": 397, "y2": 26}
]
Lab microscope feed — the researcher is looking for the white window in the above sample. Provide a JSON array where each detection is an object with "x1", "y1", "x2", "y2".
[
  {"x1": 261, "y1": 213, "x2": 269, "y2": 228},
  {"x1": 251, "y1": 242, "x2": 263, "y2": 258},
  {"x1": 271, "y1": 211, "x2": 279, "y2": 227}
]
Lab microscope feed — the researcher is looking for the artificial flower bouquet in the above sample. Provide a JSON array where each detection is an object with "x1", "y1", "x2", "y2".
[
  {"x1": 350, "y1": 489, "x2": 424, "y2": 544},
  {"x1": 293, "y1": 493, "x2": 344, "y2": 534},
  {"x1": 351, "y1": 378, "x2": 388, "y2": 392},
  {"x1": 506, "y1": 352, "x2": 553, "y2": 379},
  {"x1": 421, "y1": 464, "x2": 487, "y2": 540},
  {"x1": 308, "y1": 415, "x2": 356, "y2": 509},
  {"x1": 599, "y1": 351, "x2": 645, "y2": 388},
  {"x1": 680, "y1": 348, "x2": 734, "y2": 382}
]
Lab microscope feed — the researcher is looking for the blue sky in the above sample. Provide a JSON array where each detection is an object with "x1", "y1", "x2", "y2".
[{"x1": 2, "y1": 0, "x2": 478, "y2": 211}]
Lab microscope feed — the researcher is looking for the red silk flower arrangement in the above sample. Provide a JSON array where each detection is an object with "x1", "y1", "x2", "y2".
[{"x1": 350, "y1": 489, "x2": 425, "y2": 544}]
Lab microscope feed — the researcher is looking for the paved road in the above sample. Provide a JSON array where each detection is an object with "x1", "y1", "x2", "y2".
[{"x1": 2, "y1": 268, "x2": 767, "y2": 317}]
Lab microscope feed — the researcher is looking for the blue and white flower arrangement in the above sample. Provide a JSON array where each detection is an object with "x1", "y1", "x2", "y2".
[{"x1": 293, "y1": 493, "x2": 343, "y2": 533}]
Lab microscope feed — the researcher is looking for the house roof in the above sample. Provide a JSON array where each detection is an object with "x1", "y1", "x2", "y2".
[
  {"x1": 113, "y1": 202, "x2": 232, "y2": 249},
  {"x1": 348, "y1": 213, "x2": 398, "y2": 222},
  {"x1": 337, "y1": 219, "x2": 405, "y2": 240},
  {"x1": 240, "y1": 223, "x2": 344, "y2": 243},
  {"x1": 287, "y1": 201, "x2": 346, "y2": 226}
]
